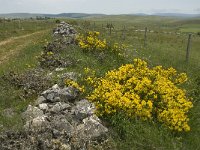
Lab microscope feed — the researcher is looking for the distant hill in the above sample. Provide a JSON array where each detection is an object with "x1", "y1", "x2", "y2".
[
  {"x1": 0, "y1": 13, "x2": 106, "y2": 19},
  {"x1": 45, "y1": 13, "x2": 105, "y2": 18},
  {"x1": 130, "y1": 13, "x2": 149, "y2": 16},
  {"x1": 152, "y1": 13, "x2": 200, "y2": 18},
  {"x1": 116, "y1": 13, "x2": 200, "y2": 18},
  {"x1": 0, "y1": 12, "x2": 200, "y2": 19},
  {"x1": 0, "y1": 13, "x2": 43, "y2": 18}
]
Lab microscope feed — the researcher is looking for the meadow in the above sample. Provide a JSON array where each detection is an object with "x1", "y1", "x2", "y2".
[{"x1": 0, "y1": 16, "x2": 200, "y2": 149}]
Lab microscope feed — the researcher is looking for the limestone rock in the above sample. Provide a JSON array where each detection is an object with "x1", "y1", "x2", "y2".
[
  {"x1": 58, "y1": 86, "x2": 79, "y2": 102},
  {"x1": 24, "y1": 115, "x2": 48, "y2": 130},
  {"x1": 52, "y1": 84, "x2": 60, "y2": 92},
  {"x1": 53, "y1": 21, "x2": 77, "y2": 45},
  {"x1": 39, "y1": 103, "x2": 48, "y2": 111},
  {"x1": 50, "y1": 102, "x2": 62, "y2": 114},
  {"x1": 77, "y1": 115, "x2": 108, "y2": 140},
  {"x1": 35, "y1": 96, "x2": 46, "y2": 105},
  {"x1": 74, "y1": 99, "x2": 96, "y2": 120},
  {"x1": 22, "y1": 105, "x2": 44, "y2": 121}
]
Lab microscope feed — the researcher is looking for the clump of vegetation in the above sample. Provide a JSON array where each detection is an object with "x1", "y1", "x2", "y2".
[
  {"x1": 39, "y1": 51, "x2": 68, "y2": 69},
  {"x1": 77, "y1": 31, "x2": 127, "y2": 57},
  {"x1": 112, "y1": 42, "x2": 127, "y2": 56},
  {"x1": 77, "y1": 31, "x2": 107, "y2": 52},
  {"x1": 38, "y1": 39, "x2": 77, "y2": 69},
  {"x1": 81, "y1": 21, "x2": 91, "y2": 29},
  {"x1": 2, "y1": 69, "x2": 53, "y2": 98},
  {"x1": 55, "y1": 19, "x2": 61, "y2": 24},
  {"x1": 65, "y1": 79, "x2": 85, "y2": 93},
  {"x1": 85, "y1": 59, "x2": 193, "y2": 132},
  {"x1": 43, "y1": 40, "x2": 66, "y2": 53}
]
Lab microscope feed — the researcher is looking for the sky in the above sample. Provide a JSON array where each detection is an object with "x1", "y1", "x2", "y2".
[{"x1": 0, "y1": 0, "x2": 200, "y2": 14}]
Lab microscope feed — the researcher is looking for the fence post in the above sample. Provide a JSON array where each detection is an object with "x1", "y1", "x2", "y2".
[
  {"x1": 3, "y1": 19, "x2": 5, "y2": 28},
  {"x1": 106, "y1": 23, "x2": 114, "y2": 36},
  {"x1": 18, "y1": 20, "x2": 21, "y2": 29},
  {"x1": 144, "y1": 27, "x2": 147, "y2": 47},
  {"x1": 13, "y1": 20, "x2": 16, "y2": 30},
  {"x1": 186, "y1": 33, "x2": 192, "y2": 63}
]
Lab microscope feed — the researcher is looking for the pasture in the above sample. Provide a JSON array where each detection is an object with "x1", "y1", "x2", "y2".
[{"x1": 0, "y1": 16, "x2": 200, "y2": 149}]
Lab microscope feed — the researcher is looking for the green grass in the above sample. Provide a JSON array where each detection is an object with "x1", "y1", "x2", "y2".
[
  {"x1": 85, "y1": 16, "x2": 200, "y2": 75},
  {"x1": 0, "y1": 17, "x2": 200, "y2": 149},
  {"x1": 0, "y1": 29, "x2": 52, "y2": 73},
  {"x1": 0, "y1": 19, "x2": 55, "y2": 41},
  {"x1": 106, "y1": 114, "x2": 183, "y2": 150},
  {"x1": 179, "y1": 24, "x2": 200, "y2": 33},
  {"x1": 0, "y1": 27, "x2": 52, "y2": 131}
]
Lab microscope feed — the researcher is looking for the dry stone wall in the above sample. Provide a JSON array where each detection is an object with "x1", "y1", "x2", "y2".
[
  {"x1": 0, "y1": 84, "x2": 109, "y2": 150},
  {"x1": 0, "y1": 22, "x2": 112, "y2": 150}
]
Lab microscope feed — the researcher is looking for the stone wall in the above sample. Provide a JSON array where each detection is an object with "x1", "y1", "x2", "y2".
[{"x1": 0, "y1": 84, "x2": 110, "y2": 150}]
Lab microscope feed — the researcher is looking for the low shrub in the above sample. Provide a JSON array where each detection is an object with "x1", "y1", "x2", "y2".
[
  {"x1": 2, "y1": 69, "x2": 53, "y2": 98},
  {"x1": 86, "y1": 59, "x2": 193, "y2": 132},
  {"x1": 76, "y1": 31, "x2": 126, "y2": 55},
  {"x1": 77, "y1": 31, "x2": 107, "y2": 52}
]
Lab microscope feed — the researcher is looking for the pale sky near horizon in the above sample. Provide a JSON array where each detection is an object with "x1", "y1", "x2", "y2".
[{"x1": 0, "y1": 0, "x2": 200, "y2": 14}]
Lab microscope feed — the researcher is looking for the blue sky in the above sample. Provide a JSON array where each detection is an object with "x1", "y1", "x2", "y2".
[{"x1": 0, "y1": 0, "x2": 200, "y2": 14}]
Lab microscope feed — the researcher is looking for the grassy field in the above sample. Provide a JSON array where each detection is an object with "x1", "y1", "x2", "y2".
[
  {"x1": 86, "y1": 15, "x2": 200, "y2": 76},
  {"x1": 0, "y1": 19, "x2": 55, "y2": 41},
  {"x1": 0, "y1": 19, "x2": 54, "y2": 130},
  {"x1": 0, "y1": 16, "x2": 200, "y2": 149}
]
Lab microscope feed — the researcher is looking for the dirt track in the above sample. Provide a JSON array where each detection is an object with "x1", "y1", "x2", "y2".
[{"x1": 0, "y1": 30, "x2": 47, "y2": 65}]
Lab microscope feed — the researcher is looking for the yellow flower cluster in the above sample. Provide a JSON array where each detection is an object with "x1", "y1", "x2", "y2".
[
  {"x1": 77, "y1": 31, "x2": 107, "y2": 52},
  {"x1": 84, "y1": 67, "x2": 97, "y2": 85},
  {"x1": 77, "y1": 31, "x2": 127, "y2": 56},
  {"x1": 87, "y1": 59, "x2": 193, "y2": 132},
  {"x1": 113, "y1": 43, "x2": 127, "y2": 55},
  {"x1": 47, "y1": 51, "x2": 54, "y2": 55},
  {"x1": 65, "y1": 79, "x2": 85, "y2": 92}
]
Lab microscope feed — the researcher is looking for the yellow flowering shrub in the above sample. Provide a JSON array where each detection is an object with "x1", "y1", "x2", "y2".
[
  {"x1": 87, "y1": 59, "x2": 193, "y2": 132},
  {"x1": 65, "y1": 79, "x2": 85, "y2": 92},
  {"x1": 77, "y1": 31, "x2": 126, "y2": 55},
  {"x1": 84, "y1": 68, "x2": 97, "y2": 84},
  {"x1": 113, "y1": 43, "x2": 127, "y2": 54},
  {"x1": 77, "y1": 31, "x2": 107, "y2": 52}
]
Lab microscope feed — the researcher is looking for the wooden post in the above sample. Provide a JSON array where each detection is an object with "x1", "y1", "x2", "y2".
[
  {"x1": 106, "y1": 23, "x2": 113, "y2": 35},
  {"x1": 13, "y1": 20, "x2": 15, "y2": 30},
  {"x1": 3, "y1": 19, "x2": 5, "y2": 28},
  {"x1": 144, "y1": 27, "x2": 147, "y2": 47},
  {"x1": 186, "y1": 33, "x2": 192, "y2": 63},
  {"x1": 18, "y1": 20, "x2": 21, "y2": 29}
]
